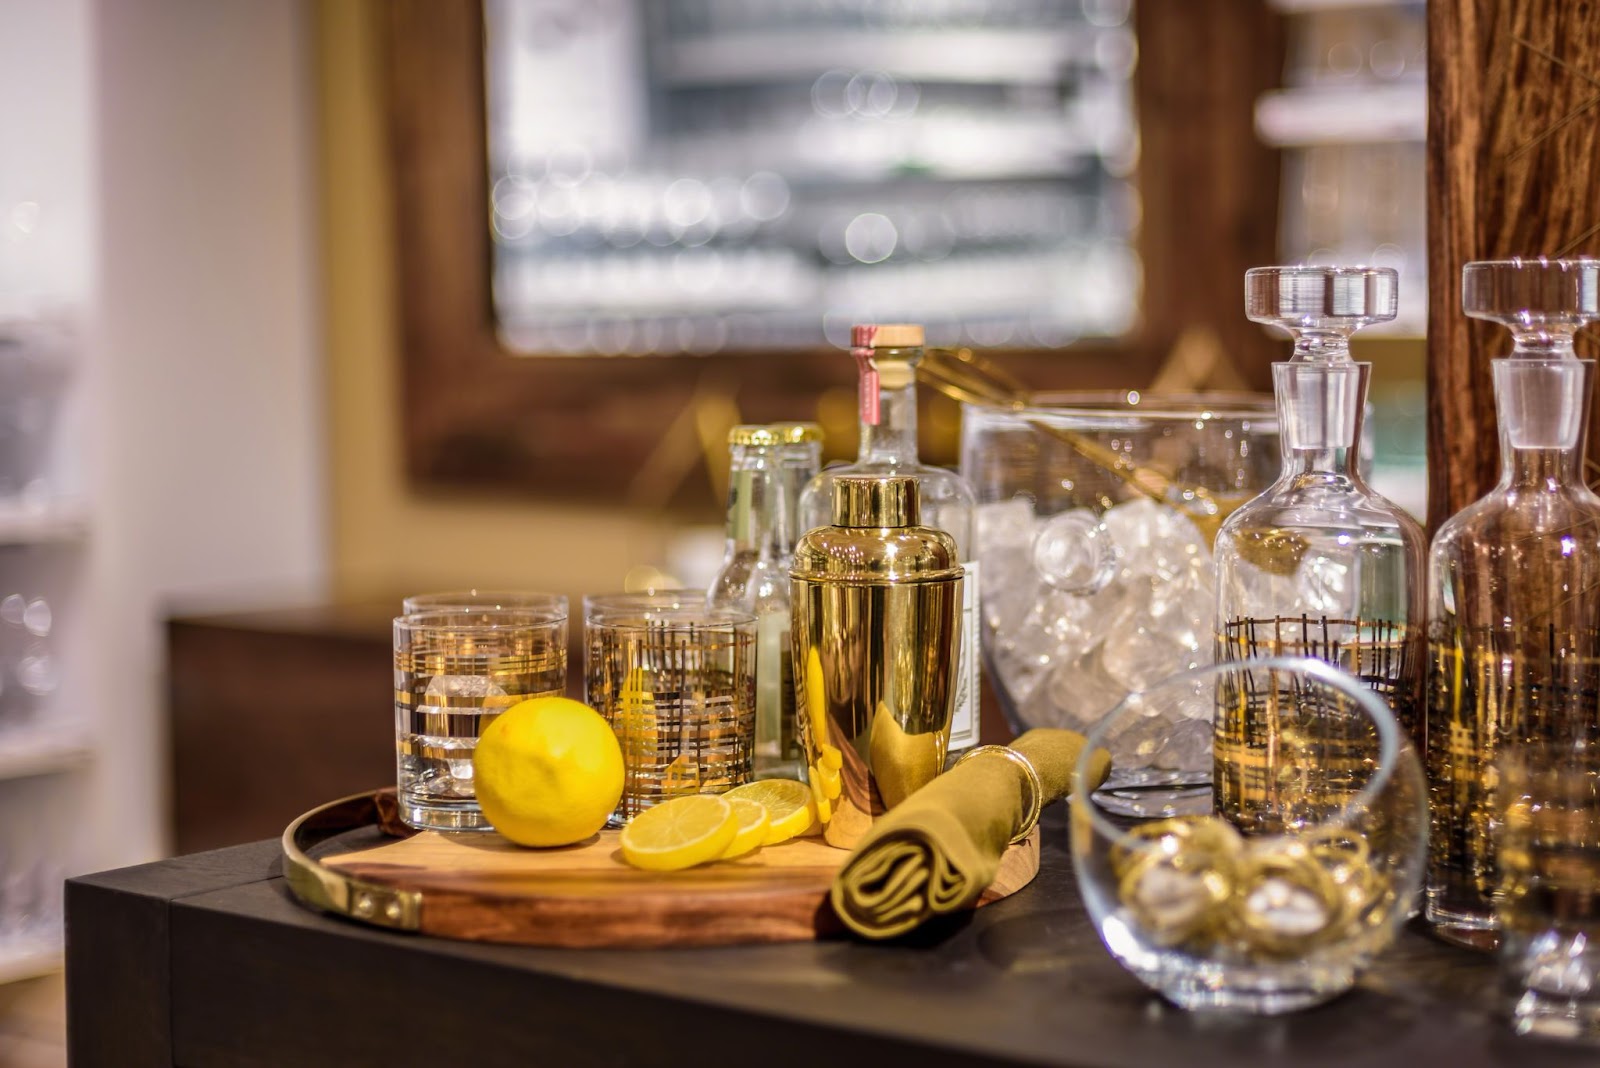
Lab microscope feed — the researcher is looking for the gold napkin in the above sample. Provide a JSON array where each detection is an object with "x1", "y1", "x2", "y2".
[{"x1": 830, "y1": 728, "x2": 1110, "y2": 939}]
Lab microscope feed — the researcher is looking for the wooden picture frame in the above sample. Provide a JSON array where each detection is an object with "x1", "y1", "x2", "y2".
[{"x1": 381, "y1": 0, "x2": 1283, "y2": 512}]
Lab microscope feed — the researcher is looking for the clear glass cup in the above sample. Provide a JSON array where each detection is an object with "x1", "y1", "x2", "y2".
[
  {"x1": 1495, "y1": 742, "x2": 1600, "y2": 1044},
  {"x1": 961, "y1": 392, "x2": 1280, "y2": 744},
  {"x1": 393, "y1": 607, "x2": 569, "y2": 832},
  {"x1": 1070, "y1": 657, "x2": 1427, "y2": 1014},
  {"x1": 402, "y1": 590, "x2": 569, "y2": 616},
  {"x1": 583, "y1": 592, "x2": 756, "y2": 822}
]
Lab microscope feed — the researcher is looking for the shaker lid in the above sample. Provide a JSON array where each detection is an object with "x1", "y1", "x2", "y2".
[
  {"x1": 792, "y1": 475, "x2": 961, "y2": 584},
  {"x1": 851, "y1": 323, "x2": 924, "y2": 349},
  {"x1": 834, "y1": 475, "x2": 918, "y2": 528}
]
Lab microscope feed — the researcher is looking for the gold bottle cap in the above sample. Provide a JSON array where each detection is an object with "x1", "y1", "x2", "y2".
[
  {"x1": 767, "y1": 421, "x2": 824, "y2": 445},
  {"x1": 851, "y1": 323, "x2": 925, "y2": 349},
  {"x1": 730, "y1": 422, "x2": 823, "y2": 447},
  {"x1": 727, "y1": 424, "x2": 782, "y2": 447},
  {"x1": 833, "y1": 475, "x2": 919, "y2": 528}
]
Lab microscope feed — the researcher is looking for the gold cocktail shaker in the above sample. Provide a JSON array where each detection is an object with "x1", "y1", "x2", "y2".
[{"x1": 790, "y1": 474, "x2": 964, "y2": 847}]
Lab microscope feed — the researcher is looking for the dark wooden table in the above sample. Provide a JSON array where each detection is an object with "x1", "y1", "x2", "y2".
[{"x1": 65, "y1": 809, "x2": 1598, "y2": 1068}]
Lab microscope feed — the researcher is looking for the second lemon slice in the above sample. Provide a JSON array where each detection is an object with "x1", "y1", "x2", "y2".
[
  {"x1": 719, "y1": 797, "x2": 770, "y2": 859},
  {"x1": 619, "y1": 795, "x2": 737, "y2": 871},
  {"x1": 726, "y1": 779, "x2": 817, "y2": 845}
]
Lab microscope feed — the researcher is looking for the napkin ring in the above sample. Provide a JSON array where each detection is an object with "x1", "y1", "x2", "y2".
[{"x1": 953, "y1": 744, "x2": 1043, "y2": 845}]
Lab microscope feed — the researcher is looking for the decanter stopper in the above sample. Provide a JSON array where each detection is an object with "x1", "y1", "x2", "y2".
[
  {"x1": 1246, "y1": 266, "x2": 1396, "y2": 451},
  {"x1": 1462, "y1": 257, "x2": 1600, "y2": 348},
  {"x1": 1463, "y1": 259, "x2": 1600, "y2": 449},
  {"x1": 1245, "y1": 265, "x2": 1398, "y2": 361}
]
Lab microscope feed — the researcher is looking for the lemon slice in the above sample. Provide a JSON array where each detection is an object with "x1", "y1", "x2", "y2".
[
  {"x1": 726, "y1": 779, "x2": 817, "y2": 845},
  {"x1": 719, "y1": 798, "x2": 770, "y2": 859},
  {"x1": 619, "y1": 795, "x2": 738, "y2": 872}
]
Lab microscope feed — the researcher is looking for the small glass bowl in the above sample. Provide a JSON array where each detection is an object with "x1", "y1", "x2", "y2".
[{"x1": 1070, "y1": 657, "x2": 1426, "y2": 1014}]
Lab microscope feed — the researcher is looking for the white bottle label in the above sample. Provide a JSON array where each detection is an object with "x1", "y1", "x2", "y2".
[{"x1": 949, "y1": 559, "x2": 981, "y2": 751}]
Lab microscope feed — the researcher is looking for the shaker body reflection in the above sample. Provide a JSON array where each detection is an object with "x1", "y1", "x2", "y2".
[{"x1": 791, "y1": 475, "x2": 964, "y2": 847}]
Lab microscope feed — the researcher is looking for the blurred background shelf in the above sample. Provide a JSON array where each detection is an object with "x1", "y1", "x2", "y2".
[
  {"x1": 656, "y1": 28, "x2": 1099, "y2": 86},
  {"x1": 0, "y1": 501, "x2": 89, "y2": 547},
  {"x1": 1255, "y1": 84, "x2": 1425, "y2": 146},
  {"x1": 0, "y1": 728, "x2": 91, "y2": 784},
  {"x1": 1269, "y1": 0, "x2": 1420, "y2": 13}
]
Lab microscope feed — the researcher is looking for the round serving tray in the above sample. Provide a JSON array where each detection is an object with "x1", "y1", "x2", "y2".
[{"x1": 282, "y1": 789, "x2": 1040, "y2": 949}]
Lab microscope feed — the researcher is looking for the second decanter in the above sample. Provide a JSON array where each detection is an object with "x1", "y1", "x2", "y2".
[{"x1": 1213, "y1": 266, "x2": 1427, "y2": 834}]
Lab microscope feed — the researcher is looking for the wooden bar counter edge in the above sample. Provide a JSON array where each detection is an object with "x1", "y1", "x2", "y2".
[{"x1": 63, "y1": 808, "x2": 1597, "y2": 1068}]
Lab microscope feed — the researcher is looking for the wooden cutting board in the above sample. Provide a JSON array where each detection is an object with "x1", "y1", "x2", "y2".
[{"x1": 322, "y1": 827, "x2": 1040, "y2": 948}]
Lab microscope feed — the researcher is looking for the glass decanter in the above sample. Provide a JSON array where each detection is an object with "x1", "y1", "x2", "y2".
[
  {"x1": 798, "y1": 324, "x2": 981, "y2": 755},
  {"x1": 1214, "y1": 266, "x2": 1426, "y2": 835},
  {"x1": 1426, "y1": 257, "x2": 1600, "y2": 949}
]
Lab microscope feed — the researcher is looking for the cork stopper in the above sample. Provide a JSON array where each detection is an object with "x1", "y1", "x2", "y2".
[{"x1": 832, "y1": 475, "x2": 920, "y2": 528}]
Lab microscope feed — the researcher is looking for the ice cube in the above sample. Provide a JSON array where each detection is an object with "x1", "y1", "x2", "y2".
[
  {"x1": 1155, "y1": 717, "x2": 1211, "y2": 772},
  {"x1": 981, "y1": 545, "x2": 1038, "y2": 634},
  {"x1": 976, "y1": 496, "x2": 1037, "y2": 556},
  {"x1": 1041, "y1": 648, "x2": 1126, "y2": 731},
  {"x1": 424, "y1": 674, "x2": 507, "y2": 702},
  {"x1": 1103, "y1": 499, "x2": 1209, "y2": 581},
  {"x1": 422, "y1": 675, "x2": 507, "y2": 789},
  {"x1": 1109, "y1": 713, "x2": 1169, "y2": 769}
]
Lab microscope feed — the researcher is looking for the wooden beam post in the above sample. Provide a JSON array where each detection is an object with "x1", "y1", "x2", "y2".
[{"x1": 1427, "y1": 0, "x2": 1600, "y2": 528}]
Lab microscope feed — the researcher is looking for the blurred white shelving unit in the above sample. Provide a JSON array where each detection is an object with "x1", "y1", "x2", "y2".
[
  {"x1": 1254, "y1": 84, "x2": 1425, "y2": 147},
  {"x1": 0, "y1": 0, "x2": 330, "y2": 996},
  {"x1": 1259, "y1": 0, "x2": 1429, "y2": 514},
  {"x1": 0, "y1": 500, "x2": 90, "y2": 547},
  {"x1": 0, "y1": 938, "x2": 63, "y2": 987},
  {"x1": 0, "y1": 725, "x2": 92, "y2": 783}
]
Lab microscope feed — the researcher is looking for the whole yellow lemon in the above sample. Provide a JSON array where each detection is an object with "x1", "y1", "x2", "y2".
[{"x1": 474, "y1": 696, "x2": 624, "y2": 847}]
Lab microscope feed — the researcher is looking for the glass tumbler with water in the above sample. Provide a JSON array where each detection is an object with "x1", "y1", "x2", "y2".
[
  {"x1": 394, "y1": 605, "x2": 568, "y2": 831},
  {"x1": 584, "y1": 592, "x2": 756, "y2": 823}
]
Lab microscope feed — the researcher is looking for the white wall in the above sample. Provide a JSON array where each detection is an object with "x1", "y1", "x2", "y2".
[
  {"x1": 0, "y1": 0, "x2": 328, "y2": 869},
  {"x1": 88, "y1": 0, "x2": 327, "y2": 865}
]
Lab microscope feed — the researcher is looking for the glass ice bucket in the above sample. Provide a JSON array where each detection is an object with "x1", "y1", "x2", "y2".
[{"x1": 960, "y1": 392, "x2": 1280, "y2": 758}]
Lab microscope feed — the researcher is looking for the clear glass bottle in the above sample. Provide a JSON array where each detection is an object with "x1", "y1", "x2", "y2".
[
  {"x1": 1214, "y1": 266, "x2": 1426, "y2": 834},
  {"x1": 1426, "y1": 257, "x2": 1600, "y2": 949},
  {"x1": 769, "y1": 421, "x2": 824, "y2": 542},
  {"x1": 798, "y1": 324, "x2": 982, "y2": 756},
  {"x1": 708, "y1": 425, "x2": 802, "y2": 779}
]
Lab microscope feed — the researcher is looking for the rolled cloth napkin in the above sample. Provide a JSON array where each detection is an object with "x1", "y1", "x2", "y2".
[{"x1": 830, "y1": 728, "x2": 1110, "y2": 939}]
